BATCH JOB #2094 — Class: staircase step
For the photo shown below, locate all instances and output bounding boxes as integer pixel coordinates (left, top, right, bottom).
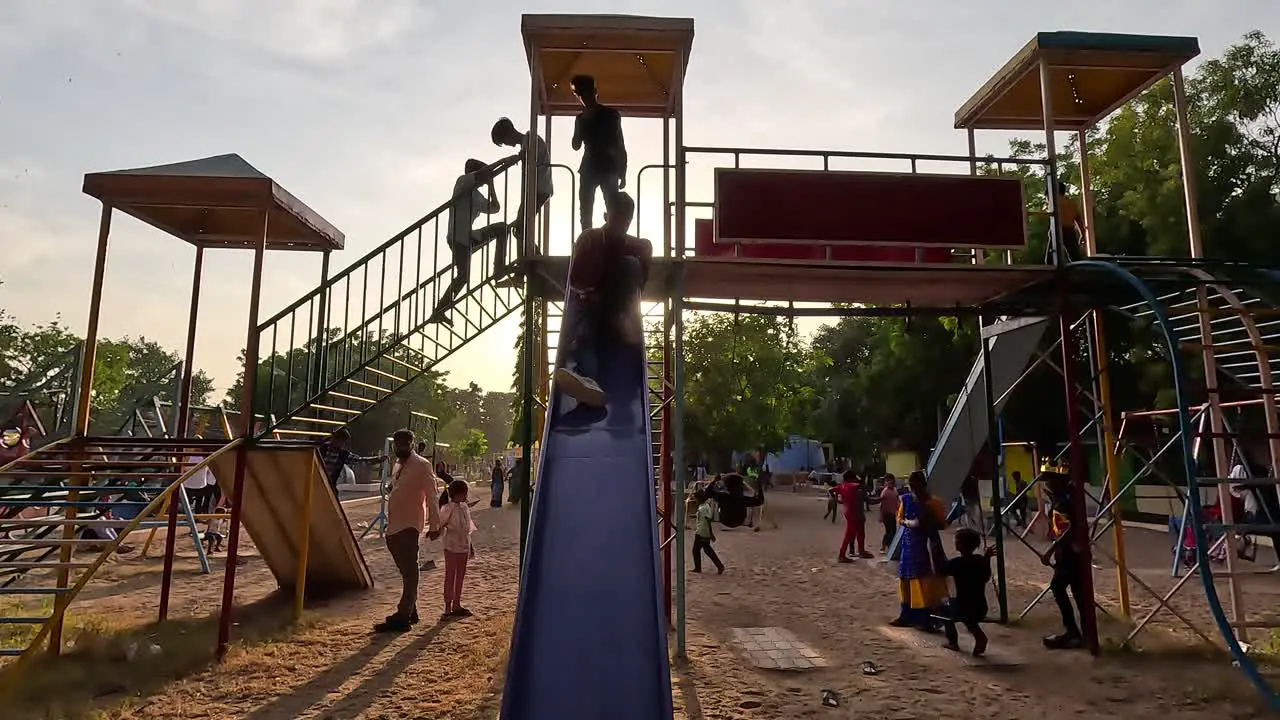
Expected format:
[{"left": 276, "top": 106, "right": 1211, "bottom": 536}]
[
  {"left": 328, "top": 391, "right": 377, "bottom": 405},
  {"left": 309, "top": 404, "right": 363, "bottom": 416},
  {"left": 273, "top": 428, "right": 330, "bottom": 437},
  {"left": 290, "top": 416, "right": 346, "bottom": 427},
  {"left": 347, "top": 379, "right": 393, "bottom": 394}
]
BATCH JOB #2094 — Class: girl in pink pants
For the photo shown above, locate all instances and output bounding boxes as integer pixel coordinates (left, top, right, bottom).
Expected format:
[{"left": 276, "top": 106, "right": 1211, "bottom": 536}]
[{"left": 439, "top": 479, "right": 477, "bottom": 618}]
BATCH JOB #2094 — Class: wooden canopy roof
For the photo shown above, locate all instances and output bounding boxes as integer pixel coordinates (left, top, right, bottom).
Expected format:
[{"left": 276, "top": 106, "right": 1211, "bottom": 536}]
[
  {"left": 521, "top": 14, "right": 694, "bottom": 119},
  {"left": 955, "top": 31, "right": 1200, "bottom": 131},
  {"left": 82, "top": 154, "right": 344, "bottom": 252}
]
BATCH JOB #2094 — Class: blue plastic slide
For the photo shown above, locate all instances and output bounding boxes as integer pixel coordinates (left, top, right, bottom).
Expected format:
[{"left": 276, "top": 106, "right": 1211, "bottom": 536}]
[{"left": 499, "top": 298, "right": 674, "bottom": 720}]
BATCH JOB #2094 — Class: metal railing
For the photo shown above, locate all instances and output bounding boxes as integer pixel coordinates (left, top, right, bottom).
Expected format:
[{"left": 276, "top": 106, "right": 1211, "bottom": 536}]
[
  {"left": 251, "top": 155, "right": 529, "bottom": 431},
  {"left": 679, "top": 145, "right": 1053, "bottom": 264}
]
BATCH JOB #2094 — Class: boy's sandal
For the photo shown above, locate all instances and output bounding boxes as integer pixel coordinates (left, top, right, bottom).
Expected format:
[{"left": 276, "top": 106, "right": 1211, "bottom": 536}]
[
  {"left": 820, "top": 689, "right": 841, "bottom": 707},
  {"left": 861, "top": 660, "right": 879, "bottom": 676}
]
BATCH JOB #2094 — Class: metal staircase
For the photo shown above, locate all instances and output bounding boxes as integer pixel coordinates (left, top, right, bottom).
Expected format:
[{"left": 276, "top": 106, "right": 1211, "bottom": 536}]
[
  {"left": 0, "top": 437, "right": 226, "bottom": 660},
  {"left": 253, "top": 155, "right": 527, "bottom": 437}
]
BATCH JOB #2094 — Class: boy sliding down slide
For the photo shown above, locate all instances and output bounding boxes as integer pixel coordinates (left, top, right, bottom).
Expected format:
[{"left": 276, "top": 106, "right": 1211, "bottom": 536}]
[{"left": 554, "top": 192, "right": 652, "bottom": 408}]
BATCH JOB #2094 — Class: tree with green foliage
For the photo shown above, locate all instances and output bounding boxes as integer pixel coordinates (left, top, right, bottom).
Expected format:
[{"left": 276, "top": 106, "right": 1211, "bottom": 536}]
[{"left": 681, "top": 313, "right": 820, "bottom": 468}]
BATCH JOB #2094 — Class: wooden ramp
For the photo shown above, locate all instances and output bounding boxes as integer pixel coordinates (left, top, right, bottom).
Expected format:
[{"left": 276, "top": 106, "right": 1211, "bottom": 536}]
[{"left": 209, "top": 443, "right": 372, "bottom": 595}]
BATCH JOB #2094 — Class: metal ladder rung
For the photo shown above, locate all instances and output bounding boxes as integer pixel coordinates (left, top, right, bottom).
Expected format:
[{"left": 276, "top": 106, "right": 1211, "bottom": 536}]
[
  {"left": 0, "top": 561, "right": 93, "bottom": 569},
  {"left": 1, "top": 471, "right": 183, "bottom": 478},
  {"left": 1196, "top": 477, "right": 1280, "bottom": 487},
  {"left": 0, "top": 587, "right": 72, "bottom": 595},
  {"left": 0, "top": 649, "right": 25, "bottom": 656},
  {"left": 0, "top": 617, "right": 50, "bottom": 624},
  {"left": 0, "top": 518, "right": 131, "bottom": 527},
  {"left": 0, "top": 538, "right": 117, "bottom": 547},
  {"left": 0, "top": 500, "right": 149, "bottom": 508},
  {"left": 0, "top": 485, "right": 159, "bottom": 494},
  {"left": 273, "top": 428, "right": 330, "bottom": 437},
  {"left": 1181, "top": 341, "right": 1280, "bottom": 354},
  {"left": 1205, "top": 523, "right": 1280, "bottom": 535},
  {"left": 1230, "top": 619, "right": 1280, "bottom": 629}
]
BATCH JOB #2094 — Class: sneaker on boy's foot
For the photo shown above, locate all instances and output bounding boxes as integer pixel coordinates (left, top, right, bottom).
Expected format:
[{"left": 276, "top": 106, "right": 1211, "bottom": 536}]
[
  {"left": 554, "top": 367, "right": 606, "bottom": 408},
  {"left": 374, "top": 615, "right": 412, "bottom": 633},
  {"left": 450, "top": 607, "right": 473, "bottom": 618},
  {"left": 1042, "top": 632, "right": 1083, "bottom": 650}
]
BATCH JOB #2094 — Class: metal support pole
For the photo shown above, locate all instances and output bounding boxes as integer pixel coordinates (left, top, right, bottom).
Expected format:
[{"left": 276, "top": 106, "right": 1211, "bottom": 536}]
[
  {"left": 176, "top": 247, "right": 204, "bottom": 438},
  {"left": 672, "top": 52, "right": 688, "bottom": 657},
  {"left": 294, "top": 455, "right": 316, "bottom": 621},
  {"left": 980, "top": 321, "right": 1008, "bottom": 622},
  {"left": 217, "top": 210, "right": 270, "bottom": 661},
  {"left": 1038, "top": 58, "right": 1064, "bottom": 268},
  {"left": 74, "top": 204, "right": 113, "bottom": 437},
  {"left": 1057, "top": 302, "right": 1100, "bottom": 655},
  {"left": 517, "top": 57, "right": 541, "bottom": 571},
  {"left": 313, "top": 250, "right": 331, "bottom": 395}
]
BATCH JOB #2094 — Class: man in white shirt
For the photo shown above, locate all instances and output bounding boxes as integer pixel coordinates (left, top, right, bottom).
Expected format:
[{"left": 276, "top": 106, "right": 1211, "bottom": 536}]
[
  {"left": 429, "top": 159, "right": 507, "bottom": 327},
  {"left": 376, "top": 429, "right": 442, "bottom": 633},
  {"left": 492, "top": 117, "right": 553, "bottom": 265}
]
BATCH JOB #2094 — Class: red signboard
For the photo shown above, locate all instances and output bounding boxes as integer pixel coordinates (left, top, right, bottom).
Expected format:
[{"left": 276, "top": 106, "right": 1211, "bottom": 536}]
[
  {"left": 694, "top": 219, "right": 952, "bottom": 264},
  {"left": 714, "top": 168, "right": 1027, "bottom": 249}
]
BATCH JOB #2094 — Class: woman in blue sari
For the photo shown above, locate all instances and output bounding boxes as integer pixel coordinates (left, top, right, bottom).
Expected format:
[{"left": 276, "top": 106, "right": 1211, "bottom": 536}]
[{"left": 891, "top": 470, "right": 949, "bottom": 628}]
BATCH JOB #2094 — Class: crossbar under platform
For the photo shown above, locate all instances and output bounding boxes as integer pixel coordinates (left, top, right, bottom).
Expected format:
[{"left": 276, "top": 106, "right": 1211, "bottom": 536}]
[{"left": 522, "top": 256, "right": 1054, "bottom": 311}]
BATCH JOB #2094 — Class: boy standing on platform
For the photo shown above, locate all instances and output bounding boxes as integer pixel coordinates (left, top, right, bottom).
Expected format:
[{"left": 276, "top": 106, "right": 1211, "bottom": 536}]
[
  {"left": 571, "top": 74, "right": 628, "bottom": 231},
  {"left": 492, "top": 117, "right": 554, "bottom": 262},
  {"left": 554, "top": 192, "right": 651, "bottom": 408}
]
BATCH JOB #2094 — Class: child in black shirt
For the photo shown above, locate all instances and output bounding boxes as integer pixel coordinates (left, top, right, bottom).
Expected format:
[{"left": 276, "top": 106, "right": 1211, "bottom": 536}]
[{"left": 941, "top": 527, "right": 992, "bottom": 656}]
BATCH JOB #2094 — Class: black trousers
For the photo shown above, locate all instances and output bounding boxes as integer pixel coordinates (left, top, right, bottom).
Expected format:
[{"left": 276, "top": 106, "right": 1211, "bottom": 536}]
[
  {"left": 692, "top": 534, "right": 723, "bottom": 572},
  {"left": 385, "top": 529, "right": 420, "bottom": 619},
  {"left": 1050, "top": 551, "right": 1085, "bottom": 636},
  {"left": 939, "top": 602, "right": 988, "bottom": 648},
  {"left": 880, "top": 515, "right": 896, "bottom": 549}
]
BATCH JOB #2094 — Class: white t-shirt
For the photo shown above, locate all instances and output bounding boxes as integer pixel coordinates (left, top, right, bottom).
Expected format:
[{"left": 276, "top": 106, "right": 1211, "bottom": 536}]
[
  {"left": 183, "top": 456, "right": 213, "bottom": 489},
  {"left": 1229, "top": 463, "right": 1260, "bottom": 516},
  {"left": 447, "top": 172, "right": 491, "bottom": 248},
  {"left": 524, "top": 133, "right": 553, "bottom": 197}
]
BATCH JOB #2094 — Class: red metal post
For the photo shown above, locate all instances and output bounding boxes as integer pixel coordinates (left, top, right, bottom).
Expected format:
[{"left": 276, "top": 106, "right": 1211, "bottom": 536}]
[
  {"left": 157, "top": 490, "right": 181, "bottom": 621},
  {"left": 217, "top": 211, "right": 269, "bottom": 660},
  {"left": 1056, "top": 304, "right": 1100, "bottom": 655}
]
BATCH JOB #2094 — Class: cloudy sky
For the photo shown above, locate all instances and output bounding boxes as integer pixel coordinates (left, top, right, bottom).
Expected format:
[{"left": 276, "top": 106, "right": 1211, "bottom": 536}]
[{"left": 0, "top": 1, "right": 1271, "bottom": 397}]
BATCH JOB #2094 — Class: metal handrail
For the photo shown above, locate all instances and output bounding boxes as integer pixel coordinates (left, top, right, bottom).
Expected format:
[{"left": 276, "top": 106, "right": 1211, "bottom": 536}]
[{"left": 258, "top": 154, "right": 523, "bottom": 330}]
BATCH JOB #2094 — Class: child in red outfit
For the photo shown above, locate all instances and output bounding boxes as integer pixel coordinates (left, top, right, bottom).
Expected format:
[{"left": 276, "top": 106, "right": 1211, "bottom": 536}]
[{"left": 833, "top": 470, "right": 873, "bottom": 562}]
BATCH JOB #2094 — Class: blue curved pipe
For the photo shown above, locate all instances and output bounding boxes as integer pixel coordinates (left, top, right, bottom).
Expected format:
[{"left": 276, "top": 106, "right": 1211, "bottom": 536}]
[{"left": 1070, "top": 259, "right": 1278, "bottom": 711}]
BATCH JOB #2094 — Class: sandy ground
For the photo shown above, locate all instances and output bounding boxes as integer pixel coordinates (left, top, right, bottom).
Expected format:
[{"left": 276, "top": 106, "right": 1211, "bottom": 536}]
[{"left": 4, "top": 492, "right": 1279, "bottom": 719}]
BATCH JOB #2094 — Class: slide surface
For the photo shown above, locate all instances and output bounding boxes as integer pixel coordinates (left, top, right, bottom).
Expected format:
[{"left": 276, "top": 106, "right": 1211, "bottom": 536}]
[
  {"left": 500, "top": 302, "right": 673, "bottom": 720},
  {"left": 924, "top": 317, "right": 1049, "bottom": 502}
]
